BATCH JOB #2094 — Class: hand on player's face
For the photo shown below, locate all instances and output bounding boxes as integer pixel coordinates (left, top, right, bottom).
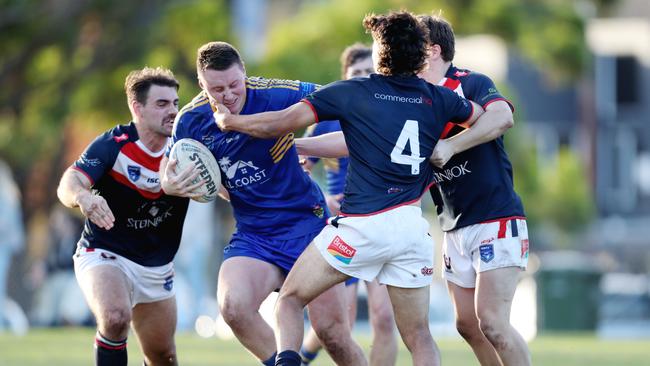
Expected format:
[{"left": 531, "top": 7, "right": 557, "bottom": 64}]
[
  {"left": 430, "top": 139, "right": 455, "bottom": 168},
  {"left": 161, "top": 158, "right": 205, "bottom": 199},
  {"left": 213, "top": 103, "right": 232, "bottom": 131},
  {"left": 77, "top": 192, "right": 115, "bottom": 230}
]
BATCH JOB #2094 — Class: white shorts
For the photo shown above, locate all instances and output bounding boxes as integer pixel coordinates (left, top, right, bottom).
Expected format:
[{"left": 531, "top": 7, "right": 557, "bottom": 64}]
[
  {"left": 73, "top": 247, "right": 175, "bottom": 306},
  {"left": 313, "top": 205, "right": 435, "bottom": 288},
  {"left": 442, "top": 217, "right": 529, "bottom": 288}
]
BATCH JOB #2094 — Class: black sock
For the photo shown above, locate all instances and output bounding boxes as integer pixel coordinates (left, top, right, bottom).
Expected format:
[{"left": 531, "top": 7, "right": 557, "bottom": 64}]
[
  {"left": 94, "top": 331, "right": 127, "bottom": 366},
  {"left": 299, "top": 346, "right": 319, "bottom": 364},
  {"left": 262, "top": 351, "right": 277, "bottom": 366},
  {"left": 275, "top": 350, "right": 302, "bottom": 366}
]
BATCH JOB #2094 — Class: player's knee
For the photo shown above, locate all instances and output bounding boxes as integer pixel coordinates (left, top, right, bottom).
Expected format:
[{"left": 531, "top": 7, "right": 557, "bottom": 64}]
[
  {"left": 455, "top": 317, "right": 480, "bottom": 342},
  {"left": 478, "top": 317, "right": 508, "bottom": 351},
  {"left": 218, "top": 296, "right": 251, "bottom": 329},
  {"left": 399, "top": 323, "right": 432, "bottom": 349},
  {"left": 98, "top": 307, "right": 131, "bottom": 336},
  {"left": 146, "top": 348, "right": 177, "bottom": 365},
  {"left": 314, "top": 324, "right": 349, "bottom": 355},
  {"left": 369, "top": 305, "right": 395, "bottom": 336},
  {"left": 276, "top": 288, "right": 307, "bottom": 313}
]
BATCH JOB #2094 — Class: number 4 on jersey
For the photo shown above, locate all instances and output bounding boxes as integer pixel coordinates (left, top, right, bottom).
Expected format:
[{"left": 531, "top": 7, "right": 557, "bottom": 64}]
[{"left": 391, "top": 120, "right": 425, "bottom": 174}]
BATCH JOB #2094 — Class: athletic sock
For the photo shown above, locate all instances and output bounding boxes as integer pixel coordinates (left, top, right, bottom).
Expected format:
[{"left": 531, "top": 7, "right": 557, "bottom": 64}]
[
  {"left": 94, "top": 331, "right": 127, "bottom": 366},
  {"left": 299, "top": 346, "right": 319, "bottom": 365},
  {"left": 275, "top": 350, "right": 302, "bottom": 366},
  {"left": 262, "top": 351, "right": 277, "bottom": 366}
]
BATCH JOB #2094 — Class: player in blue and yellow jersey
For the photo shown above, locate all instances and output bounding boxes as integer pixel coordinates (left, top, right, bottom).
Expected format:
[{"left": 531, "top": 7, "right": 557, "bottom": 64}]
[
  {"left": 417, "top": 14, "right": 531, "bottom": 366},
  {"left": 57, "top": 67, "right": 191, "bottom": 366},
  {"left": 159, "top": 42, "right": 366, "bottom": 366},
  {"left": 299, "top": 44, "right": 398, "bottom": 366},
  {"left": 214, "top": 12, "right": 499, "bottom": 366}
]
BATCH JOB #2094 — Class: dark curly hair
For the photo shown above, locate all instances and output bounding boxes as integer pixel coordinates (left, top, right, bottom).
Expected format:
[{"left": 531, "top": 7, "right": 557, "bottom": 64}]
[
  {"left": 362, "top": 11, "right": 428, "bottom": 76},
  {"left": 418, "top": 13, "right": 455, "bottom": 62}
]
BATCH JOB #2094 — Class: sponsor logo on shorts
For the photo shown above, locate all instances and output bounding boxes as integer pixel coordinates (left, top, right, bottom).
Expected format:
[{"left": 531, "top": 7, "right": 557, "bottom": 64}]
[
  {"left": 163, "top": 275, "right": 173, "bottom": 291},
  {"left": 443, "top": 254, "right": 452, "bottom": 273},
  {"left": 479, "top": 244, "right": 494, "bottom": 263},
  {"left": 481, "top": 237, "right": 495, "bottom": 245},
  {"left": 421, "top": 266, "right": 434, "bottom": 276},
  {"left": 521, "top": 239, "right": 529, "bottom": 259},
  {"left": 327, "top": 236, "right": 356, "bottom": 265},
  {"left": 127, "top": 165, "right": 141, "bottom": 181}
]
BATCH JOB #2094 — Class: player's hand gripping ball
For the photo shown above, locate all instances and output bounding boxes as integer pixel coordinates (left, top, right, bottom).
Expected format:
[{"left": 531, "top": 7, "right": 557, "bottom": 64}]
[{"left": 169, "top": 138, "right": 221, "bottom": 202}]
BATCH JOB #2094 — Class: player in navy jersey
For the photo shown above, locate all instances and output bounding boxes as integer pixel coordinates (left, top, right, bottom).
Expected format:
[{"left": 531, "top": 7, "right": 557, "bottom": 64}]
[
  {"left": 299, "top": 44, "right": 398, "bottom": 366},
  {"left": 57, "top": 67, "right": 190, "bottom": 366},
  {"left": 159, "top": 42, "right": 365, "bottom": 366},
  {"left": 215, "top": 12, "right": 492, "bottom": 366},
  {"left": 418, "top": 14, "right": 532, "bottom": 366}
]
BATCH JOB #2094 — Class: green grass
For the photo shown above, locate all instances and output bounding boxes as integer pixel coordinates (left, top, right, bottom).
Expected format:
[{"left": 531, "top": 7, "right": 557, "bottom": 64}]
[{"left": 0, "top": 328, "right": 648, "bottom": 365}]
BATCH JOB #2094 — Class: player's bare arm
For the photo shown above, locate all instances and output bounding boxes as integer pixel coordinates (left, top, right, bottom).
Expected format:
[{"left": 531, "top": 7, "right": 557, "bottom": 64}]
[
  {"left": 295, "top": 131, "right": 349, "bottom": 158},
  {"left": 431, "top": 100, "right": 513, "bottom": 168},
  {"left": 214, "top": 101, "right": 315, "bottom": 139},
  {"left": 57, "top": 168, "right": 115, "bottom": 230},
  {"left": 159, "top": 155, "right": 205, "bottom": 198}
]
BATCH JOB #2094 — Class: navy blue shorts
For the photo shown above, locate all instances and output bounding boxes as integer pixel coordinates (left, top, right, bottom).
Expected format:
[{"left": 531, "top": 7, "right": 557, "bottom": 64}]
[{"left": 223, "top": 229, "right": 322, "bottom": 275}]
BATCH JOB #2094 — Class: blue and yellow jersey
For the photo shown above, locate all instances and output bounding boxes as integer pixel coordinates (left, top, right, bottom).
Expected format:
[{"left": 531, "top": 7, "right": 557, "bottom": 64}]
[
  {"left": 303, "top": 121, "right": 348, "bottom": 196},
  {"left": 169, "top": 77, "right": 328, "bottom": 239}
]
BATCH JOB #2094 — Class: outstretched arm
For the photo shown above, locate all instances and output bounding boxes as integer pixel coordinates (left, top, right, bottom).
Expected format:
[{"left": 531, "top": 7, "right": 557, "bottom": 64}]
[
  {"left": 431, "top": 100, "right": 513, "bottom": 168},
  {"left": 295, "top": 131, "right": 349, "bottom": 158},
  {"left": 214, "top": 101, "right": 316, "bottom": 139},
  {"left": 57, "top": 168, "right": 115, "bottom": 230}
]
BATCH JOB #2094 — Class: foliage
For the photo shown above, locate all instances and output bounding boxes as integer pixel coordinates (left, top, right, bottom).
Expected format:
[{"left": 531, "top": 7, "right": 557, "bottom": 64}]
[
  {"left": 505, "top": 124, "right": 596, "bottom": 248},
  {"left": 0, "top": 0, "right": 608, "bottom": 229}
]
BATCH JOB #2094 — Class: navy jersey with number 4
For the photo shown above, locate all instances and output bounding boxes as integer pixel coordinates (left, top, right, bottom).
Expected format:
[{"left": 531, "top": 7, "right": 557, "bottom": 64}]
[
  {"left": 304, "top": 74, "right": 473, "bottom": 215},
  {"left": 73, "top": 122, "right": 189, "bottom": 266},
  {"left": 430, "top": 65, "right": 525, "bottom": 231}
]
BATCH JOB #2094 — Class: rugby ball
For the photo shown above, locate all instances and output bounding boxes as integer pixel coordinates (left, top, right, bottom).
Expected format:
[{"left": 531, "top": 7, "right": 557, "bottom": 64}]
[{"left": 169, "top": 138, "right": 220, "bottom": 202}]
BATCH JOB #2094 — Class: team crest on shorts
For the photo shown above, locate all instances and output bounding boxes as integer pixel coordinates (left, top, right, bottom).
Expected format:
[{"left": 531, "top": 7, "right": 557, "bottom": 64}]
[
  {"left": 127, "top": 165, "right": 141, "bottom": 182},
  {"left": 163, "top": 275, "right": 174, "bottom": 291},
  {"left": 327, "top": 236, "right": 356, "bottom": 264},
  {"left": 479, "top": 244, "right": 494, "bottom": 263}
]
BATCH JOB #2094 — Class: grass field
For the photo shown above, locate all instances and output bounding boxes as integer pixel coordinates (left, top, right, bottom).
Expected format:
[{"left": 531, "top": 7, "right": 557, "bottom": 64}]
[{"left": 1, "top": 328, "right": 649, "bottom": 365}]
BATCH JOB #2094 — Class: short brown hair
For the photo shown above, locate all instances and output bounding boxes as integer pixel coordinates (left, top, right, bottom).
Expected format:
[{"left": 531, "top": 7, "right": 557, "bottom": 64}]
[
  {"left": 418, "top": 14, "right": 456, "bottom": 62},
  {"left": 362, "top": 11, "right": 428, "bottom": 76},
  {"left": 124, "top": 67, "right": 179, "bottom": 105},
  {"left": 340, "top": 43, "right": 372, "bottom": 79},
  {"left": 197, "top": 41, "right": 244, "bottom": 72}
]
